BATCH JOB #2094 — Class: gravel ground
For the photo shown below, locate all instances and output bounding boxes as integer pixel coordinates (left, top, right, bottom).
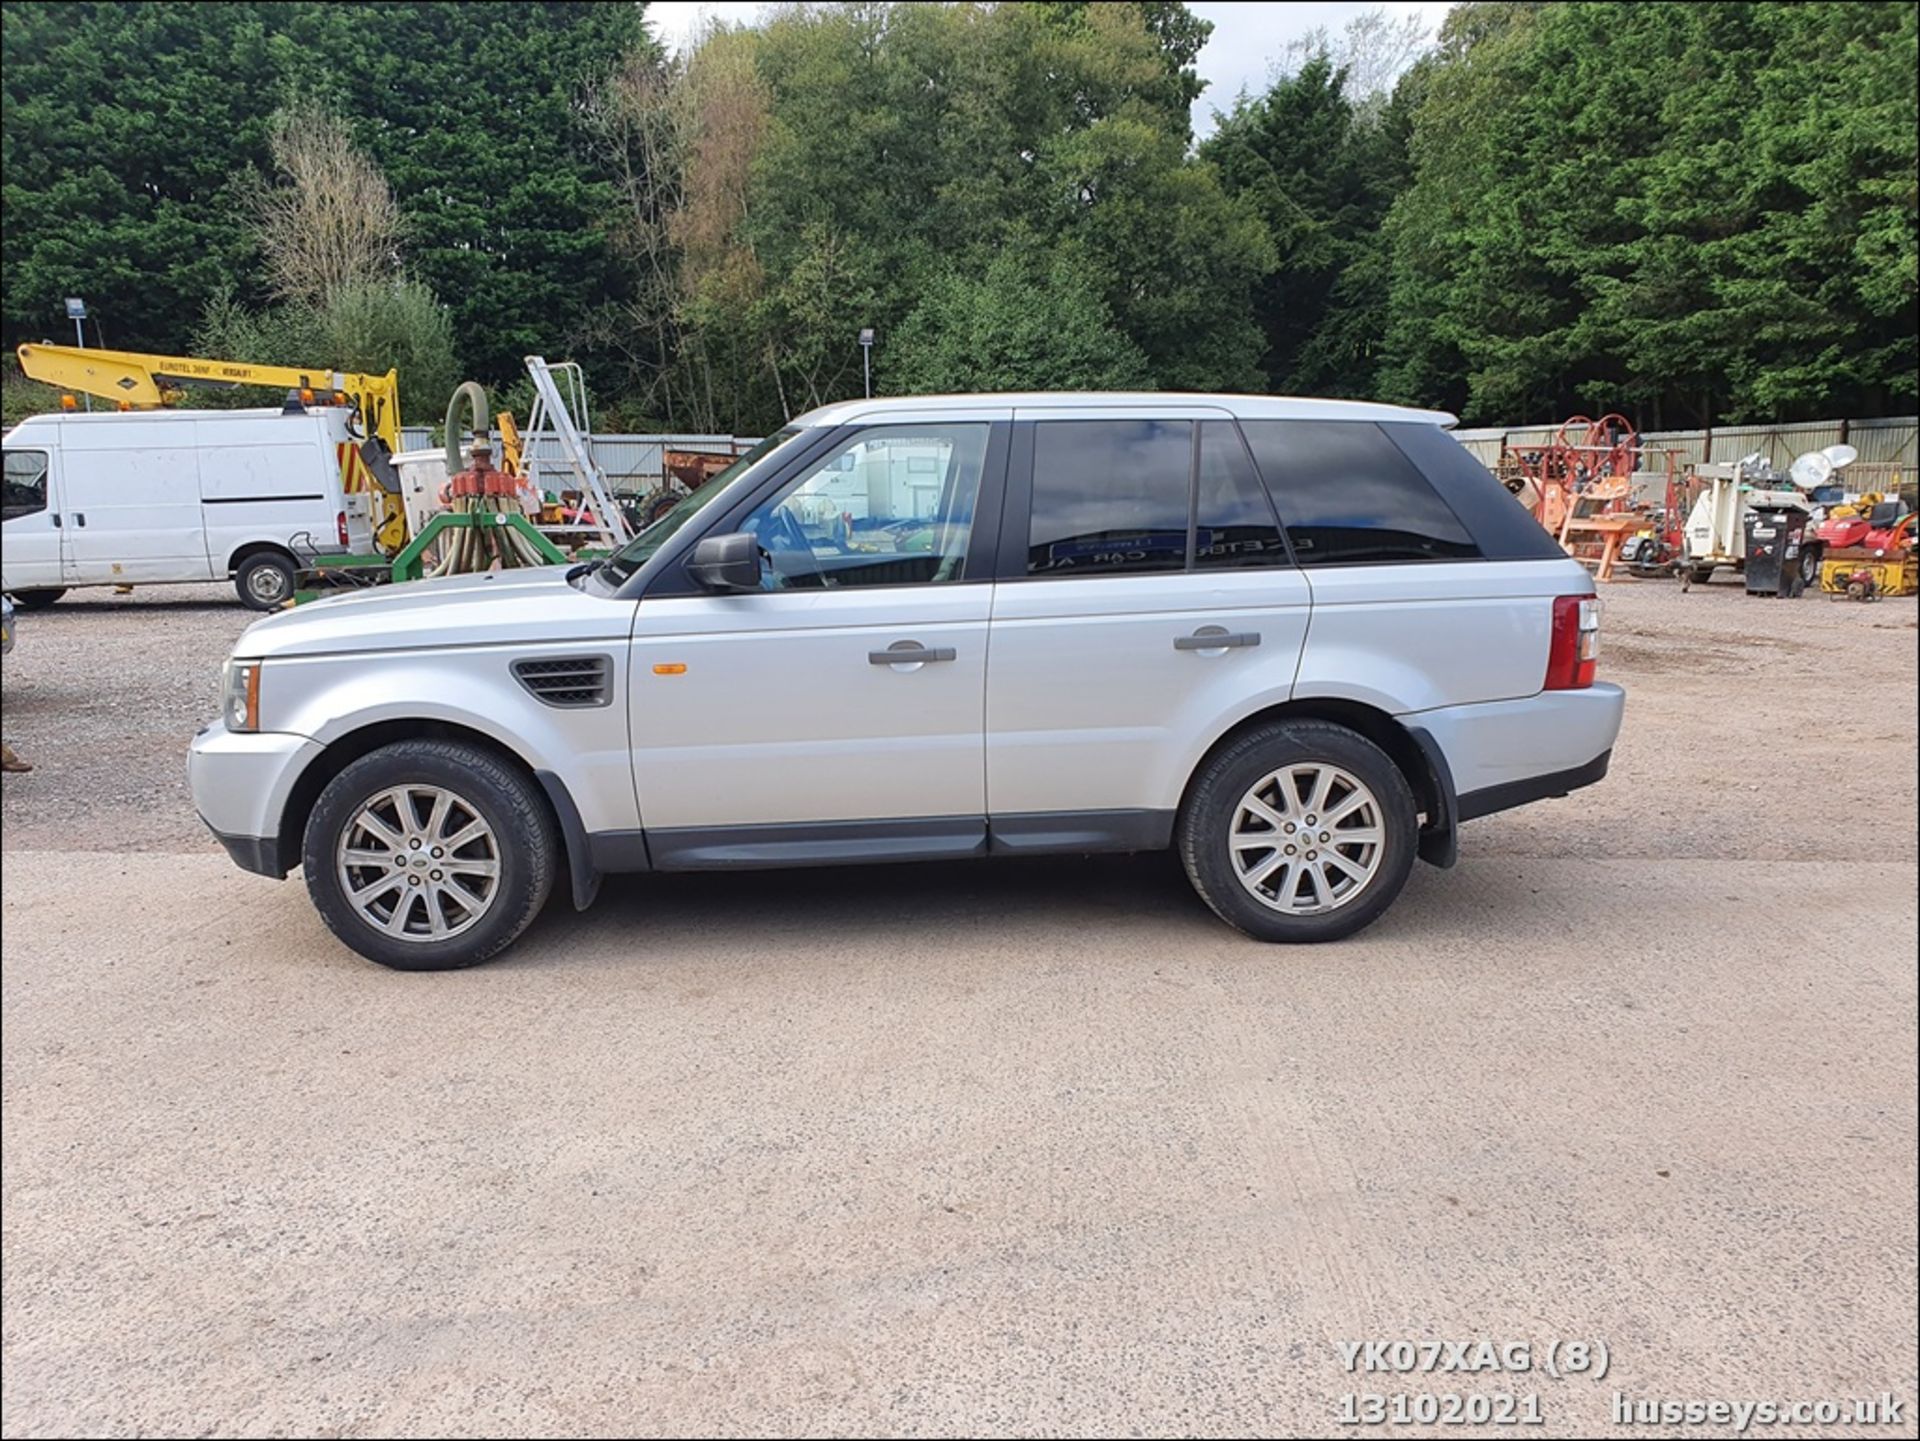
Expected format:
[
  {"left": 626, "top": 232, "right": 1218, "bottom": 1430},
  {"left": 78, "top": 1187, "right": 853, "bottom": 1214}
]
[
  {"left": 3, "top": 575, "right": 1916, "bottom": 861},
  {"left": 2, "top": 584, "right": 247, "bottom": 851}
]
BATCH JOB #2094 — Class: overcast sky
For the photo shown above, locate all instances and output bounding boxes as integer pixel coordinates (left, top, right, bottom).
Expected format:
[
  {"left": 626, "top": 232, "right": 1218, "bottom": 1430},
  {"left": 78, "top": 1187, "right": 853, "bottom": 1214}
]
[{"left": 644, "top": 2, "right": 1455, "bottom": 139}]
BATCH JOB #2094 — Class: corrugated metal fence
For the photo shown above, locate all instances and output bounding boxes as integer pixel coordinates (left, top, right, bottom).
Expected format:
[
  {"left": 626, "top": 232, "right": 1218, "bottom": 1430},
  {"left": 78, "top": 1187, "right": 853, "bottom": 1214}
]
[
  {"left": 398, "top": 428, "right": 758, "bottom": 495},
  {"left": 1458, "top": 416, "right": 1917, "bottom": 488}
]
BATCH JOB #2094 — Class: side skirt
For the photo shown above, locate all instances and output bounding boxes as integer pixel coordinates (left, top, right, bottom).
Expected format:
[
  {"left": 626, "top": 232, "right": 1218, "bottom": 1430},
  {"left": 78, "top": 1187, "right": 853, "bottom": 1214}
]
[{"left": 585, "top": 809, "right": 1178, "bottom": 877}]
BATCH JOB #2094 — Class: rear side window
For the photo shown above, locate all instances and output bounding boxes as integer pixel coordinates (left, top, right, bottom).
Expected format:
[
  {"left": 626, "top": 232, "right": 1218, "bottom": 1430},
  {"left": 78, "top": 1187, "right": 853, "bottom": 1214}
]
[
  {"left": 1196, "top": 421, "right": 1288, "bottom": 569},
  {"left": 1241, "top": 420, "right": 1479, "bottom": 565},
  {"left": 1029, "top": 419, "right": 1191, "bottom": 576},
  {"left": 1380, "top": 422, "right": 1566, "bottom": 561}
]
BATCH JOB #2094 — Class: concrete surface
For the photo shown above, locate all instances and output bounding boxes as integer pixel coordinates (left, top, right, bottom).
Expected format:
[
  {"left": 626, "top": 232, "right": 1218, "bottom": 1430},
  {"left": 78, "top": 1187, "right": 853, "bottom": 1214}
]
[{"left": 2, "top": 580, "right": 1917, "bottom": 1436}]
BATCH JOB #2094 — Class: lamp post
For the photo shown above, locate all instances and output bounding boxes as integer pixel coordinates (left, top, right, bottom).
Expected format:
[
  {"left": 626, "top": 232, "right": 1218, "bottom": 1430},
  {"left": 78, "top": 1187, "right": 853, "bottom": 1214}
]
[
  {"left": 64, "top": 298, "right": 89, "bottom": 409},
  {"left": 859, "top": 327, "right": 874, "bottom": 399}
]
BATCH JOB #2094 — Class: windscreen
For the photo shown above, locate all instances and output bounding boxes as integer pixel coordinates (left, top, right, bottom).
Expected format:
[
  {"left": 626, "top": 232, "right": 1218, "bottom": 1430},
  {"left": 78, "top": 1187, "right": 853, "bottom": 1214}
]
[{"left": 595, "top": 427, "right": 804, "bottom": 587}]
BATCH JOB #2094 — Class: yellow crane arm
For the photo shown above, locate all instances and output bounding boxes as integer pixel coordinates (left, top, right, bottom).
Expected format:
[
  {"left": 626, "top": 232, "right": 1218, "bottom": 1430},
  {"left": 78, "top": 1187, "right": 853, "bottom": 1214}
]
[{"left": 15, "top": 343, "right": 403, "bottom": 454}]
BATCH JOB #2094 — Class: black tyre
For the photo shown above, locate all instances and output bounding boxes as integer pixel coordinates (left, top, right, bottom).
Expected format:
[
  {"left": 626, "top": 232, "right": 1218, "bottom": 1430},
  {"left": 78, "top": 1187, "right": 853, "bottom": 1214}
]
[
  {"left": 10, "top": 587, "right": 65, "bottom": 610},
  {"left": 1690, "top": 565, "right": 1717, "bottom": 587},
  {"left": 302, "top": 739, "right": 558, "bottom": 971},
  {"left": 235, "top": 551, "right": 298, "bottom": 611},
  {"left": 1798, "top": 546, "right": 1821, "bottom": 588},
  {"left": 637, "top": 486, "right": 686, "bottom": 527},
  {"left": 1177, "top": 721, "right": 1418, "bottom": 944}
]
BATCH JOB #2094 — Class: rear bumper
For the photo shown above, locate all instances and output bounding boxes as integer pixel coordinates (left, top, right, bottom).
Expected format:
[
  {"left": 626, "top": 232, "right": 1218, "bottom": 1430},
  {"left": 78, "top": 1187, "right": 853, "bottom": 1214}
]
[
  {"left": 188, "top": 723, "right": 323, "bottom": 879},
  {"left": 1404, "top": 684, "right": 1623, "bottom": 861},
  {"left": 1457, "top": 748, "right": 1612, "bottom": 821},
  {"left": 1410, "top": 683, "right": 1624, "bottom": 800}
]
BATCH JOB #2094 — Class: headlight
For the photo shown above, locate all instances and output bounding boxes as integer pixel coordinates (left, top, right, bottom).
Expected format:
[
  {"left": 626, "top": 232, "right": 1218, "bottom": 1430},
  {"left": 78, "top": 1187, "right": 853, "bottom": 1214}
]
[{"left": 224, "top": 659, "right": 262, "bottom": 732}]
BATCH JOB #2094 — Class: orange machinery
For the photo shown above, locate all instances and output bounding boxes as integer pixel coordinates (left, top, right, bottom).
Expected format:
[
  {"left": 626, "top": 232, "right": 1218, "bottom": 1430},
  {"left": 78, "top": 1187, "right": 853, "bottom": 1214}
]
[{"left": 1500, "top": 415, "right": 1679, "bottom": 580}]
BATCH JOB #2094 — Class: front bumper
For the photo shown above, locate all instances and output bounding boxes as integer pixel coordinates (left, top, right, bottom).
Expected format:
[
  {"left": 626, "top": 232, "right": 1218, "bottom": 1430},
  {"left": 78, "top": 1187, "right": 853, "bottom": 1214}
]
[
  {"left": 188, "top": 723, "right": 324, "bottom": 878},
  {"left": 209, "top": 828, "right": 287, "bottom": 878}
]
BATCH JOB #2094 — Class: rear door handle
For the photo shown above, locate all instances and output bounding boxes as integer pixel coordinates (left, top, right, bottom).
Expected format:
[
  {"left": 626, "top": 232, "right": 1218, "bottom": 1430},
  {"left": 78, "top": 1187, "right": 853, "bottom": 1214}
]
[
  {"left": 870, "top": 642, "right": 957, "bottom": 665},
  {"left": 73, "top": 512, "right": 86, "bottom": 527},
  {"left": 1174, "top": 628, "right": 1260, "bottom": 651}
]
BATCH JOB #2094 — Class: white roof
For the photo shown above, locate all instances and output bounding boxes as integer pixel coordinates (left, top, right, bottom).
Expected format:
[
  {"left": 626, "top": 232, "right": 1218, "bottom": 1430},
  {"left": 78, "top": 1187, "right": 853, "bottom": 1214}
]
[
  {"left": 792, "top": 391, "right": 1457, "bottom": 428},
  {"left": 8, "top": 405, "right": 348, "bottom": 426}
]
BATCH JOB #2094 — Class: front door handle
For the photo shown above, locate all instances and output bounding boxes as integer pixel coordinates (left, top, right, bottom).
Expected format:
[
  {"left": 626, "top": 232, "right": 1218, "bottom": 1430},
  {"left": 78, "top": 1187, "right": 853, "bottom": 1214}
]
[
  {"left": 869, "top": 642, "right": 957, "bottom": 665},
  {"left": 1174, "top": 628, "right": 1260, "bottom": 651}
]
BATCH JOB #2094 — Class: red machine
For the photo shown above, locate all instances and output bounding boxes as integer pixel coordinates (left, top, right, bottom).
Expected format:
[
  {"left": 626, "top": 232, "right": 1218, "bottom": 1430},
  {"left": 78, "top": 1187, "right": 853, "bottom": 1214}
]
[{"left": 1817, "top": 502, "right": 1914, "bottom": 554}]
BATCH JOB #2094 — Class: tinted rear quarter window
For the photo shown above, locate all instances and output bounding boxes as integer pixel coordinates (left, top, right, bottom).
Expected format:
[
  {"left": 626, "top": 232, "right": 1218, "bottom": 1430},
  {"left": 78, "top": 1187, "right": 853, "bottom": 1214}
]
[
  {"left": 1241, "top": 420, "right": 1479, "bottom": 565},
  {"left": 1380, "top": 422, "right": 1566, "bottom": 561},
  {"left": 1029, "top": 419, "right": 1192, "bottom": 576}
]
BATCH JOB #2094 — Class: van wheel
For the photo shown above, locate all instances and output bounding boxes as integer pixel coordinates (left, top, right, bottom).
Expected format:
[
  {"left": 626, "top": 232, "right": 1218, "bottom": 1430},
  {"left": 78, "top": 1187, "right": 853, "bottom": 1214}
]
[
  {"left": 235, "top": 551, "right": 298, "bottom": 610},
  {"left": 1177, "top": 721, "right": 1417, "bottom": 944},
  {"left": 10, "top": 588, "right": 65, "bottom": 610},
  {"left": 302, "top": 739, "right": 557, "bottom": 971}
]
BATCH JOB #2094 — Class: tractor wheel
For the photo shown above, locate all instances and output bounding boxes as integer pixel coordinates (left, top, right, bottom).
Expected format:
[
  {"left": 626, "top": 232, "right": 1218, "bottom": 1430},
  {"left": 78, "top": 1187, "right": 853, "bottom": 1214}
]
[{"left": 637, "top": 487, "right": 686, "bottom": 528}]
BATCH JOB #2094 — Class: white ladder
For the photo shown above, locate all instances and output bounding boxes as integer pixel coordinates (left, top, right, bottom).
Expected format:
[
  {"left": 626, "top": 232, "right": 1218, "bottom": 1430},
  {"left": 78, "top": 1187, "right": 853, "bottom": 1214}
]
[{"left": 521, "top": 356, "right": 631, "bottom": 548}]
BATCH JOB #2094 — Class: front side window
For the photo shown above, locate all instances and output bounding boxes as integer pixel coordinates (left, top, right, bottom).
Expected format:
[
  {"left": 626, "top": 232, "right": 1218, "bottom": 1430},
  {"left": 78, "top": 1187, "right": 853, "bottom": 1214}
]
[
  {"left": 739, "top": 423, "right": 989, "bottom": 589},
  {"left": 1241, "top": 420, "right": 1480, "bottom": 565},
  {"left": 1029, "top": 419, "right": 1192, "bottom": 576},
  {"left": 2, "top": 450, "right": 49, "bottom": 522}
]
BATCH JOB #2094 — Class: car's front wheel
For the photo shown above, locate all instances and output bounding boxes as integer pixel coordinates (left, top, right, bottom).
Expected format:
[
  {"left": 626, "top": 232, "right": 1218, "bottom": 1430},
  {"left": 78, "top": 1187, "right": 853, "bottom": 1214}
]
[
  {"left": 1177, "top": 721, "right": 1417, "bottom": 944},
  {"left": 302, "top": 739, "right": 557, "bottom": 970}
]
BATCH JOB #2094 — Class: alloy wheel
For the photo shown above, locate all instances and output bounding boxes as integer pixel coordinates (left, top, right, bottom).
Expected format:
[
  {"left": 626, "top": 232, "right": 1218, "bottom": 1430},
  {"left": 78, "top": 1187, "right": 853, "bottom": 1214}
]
[
  {"left": 1228, "top": 763, "right": 1386, "bottom": 915},
  {"left": 336, "top": 785, "right": 501, "bottom": 941}
]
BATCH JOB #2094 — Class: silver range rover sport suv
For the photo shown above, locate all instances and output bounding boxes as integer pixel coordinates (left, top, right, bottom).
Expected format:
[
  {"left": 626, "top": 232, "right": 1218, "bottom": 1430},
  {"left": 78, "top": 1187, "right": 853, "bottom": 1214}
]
[{"left": 189, "top": 393, "right": 1624, "bottom": 971}]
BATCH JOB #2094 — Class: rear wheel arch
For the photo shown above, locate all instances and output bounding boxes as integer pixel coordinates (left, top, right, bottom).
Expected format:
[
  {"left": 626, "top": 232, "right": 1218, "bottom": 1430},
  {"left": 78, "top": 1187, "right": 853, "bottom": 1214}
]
[
  {"left": 229, "top": 544, "right": 301, "bottom": 609},
  {"left": 227, "top": 540, "right": 301, "bottom": 578},
  {"left": 1181, "top": 697, "right": 1447, "bottom": 835},
  {"left": 1176, "top": 716, "right": 1420, "bottom": 942}
]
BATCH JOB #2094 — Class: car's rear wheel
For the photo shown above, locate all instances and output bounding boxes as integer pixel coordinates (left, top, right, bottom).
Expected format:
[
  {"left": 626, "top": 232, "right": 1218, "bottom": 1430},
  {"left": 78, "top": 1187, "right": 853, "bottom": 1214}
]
[
  {"left": 235, "top": 551, "right": 298, "bottom": 611},
  {"left": 1178, "top": 721, "right": 1417, "bottom": 944},
  {"left": 302, "top": 739, "right": 557, "bottom": 970},
  {"left": 10, "top": 587, "right": 65, "bottom": 610}
]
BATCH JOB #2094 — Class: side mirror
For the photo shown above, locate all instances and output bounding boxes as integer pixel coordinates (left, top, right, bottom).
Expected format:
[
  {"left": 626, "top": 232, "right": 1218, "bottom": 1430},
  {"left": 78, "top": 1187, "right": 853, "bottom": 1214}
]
[{"left": 687, "top": 532, "right": 762, "bottom": 593}]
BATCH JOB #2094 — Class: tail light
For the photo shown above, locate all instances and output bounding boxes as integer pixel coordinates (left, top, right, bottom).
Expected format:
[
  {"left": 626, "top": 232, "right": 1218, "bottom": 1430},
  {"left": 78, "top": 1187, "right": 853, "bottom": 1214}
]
[
  {"left": 1545, "top": 595, "right": 1599, "bottom": 689},
  {"left": 336, "top": 510, "right": 349, "bottom": 547}
]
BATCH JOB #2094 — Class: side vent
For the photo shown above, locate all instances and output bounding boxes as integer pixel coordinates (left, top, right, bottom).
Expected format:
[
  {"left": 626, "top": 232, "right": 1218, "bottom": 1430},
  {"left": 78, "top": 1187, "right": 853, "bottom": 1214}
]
[{"left": 512, "top": 655, "right": 613, "bottom": 708}]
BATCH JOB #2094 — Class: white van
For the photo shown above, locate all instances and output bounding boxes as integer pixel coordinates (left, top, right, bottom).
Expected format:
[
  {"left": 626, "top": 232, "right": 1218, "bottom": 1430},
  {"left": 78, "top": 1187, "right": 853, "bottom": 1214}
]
[{"left": 1, "top": 406, "right": 376, "bottom": 610}]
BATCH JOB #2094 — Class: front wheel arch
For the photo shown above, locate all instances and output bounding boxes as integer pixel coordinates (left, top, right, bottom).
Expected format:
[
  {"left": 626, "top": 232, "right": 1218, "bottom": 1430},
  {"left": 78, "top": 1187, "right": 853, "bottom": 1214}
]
[
  {"left": 277, "top": 719, "right": 575, "bottom": 894},
  {"left": 302, "top": 737, "right": 558, "bottom": 969}
]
